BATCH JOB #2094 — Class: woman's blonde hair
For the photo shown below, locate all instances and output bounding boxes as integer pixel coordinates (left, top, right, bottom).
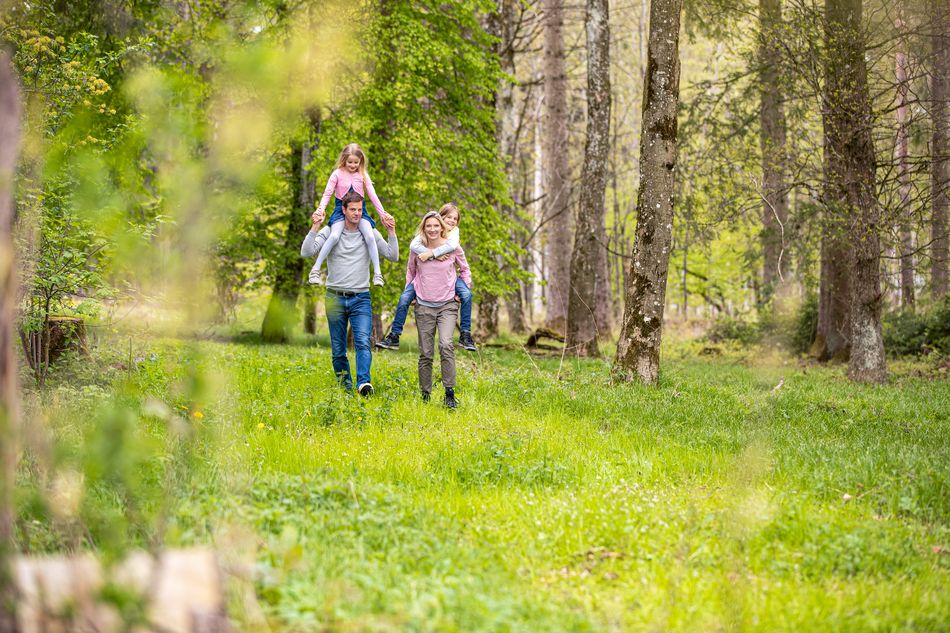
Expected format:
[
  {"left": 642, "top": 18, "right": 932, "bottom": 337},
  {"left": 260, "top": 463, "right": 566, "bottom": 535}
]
[
  {"left": 416, "top": 211, "right": 448, "bottom": 247},
  {"left": 438, "top": 202, "right": 460, "bottom": 221},
  {"left": 335, "top": 143, "right": 367, "bottom": 178}
]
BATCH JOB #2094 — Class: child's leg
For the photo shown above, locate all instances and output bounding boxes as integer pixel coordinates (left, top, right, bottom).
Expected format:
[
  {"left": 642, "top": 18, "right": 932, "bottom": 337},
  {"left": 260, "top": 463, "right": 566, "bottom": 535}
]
[
  {"left": 315, "top": 221, "right": 344, "bottom": 270},
  {"left": 455, "top": 277, "right": 473, "bottom": 333},
  {"left": 358, "top": 218, "right": 382, "bottom": 276},
  {"left": 390, "top": 284, "right": 416, "bottom": 337}
]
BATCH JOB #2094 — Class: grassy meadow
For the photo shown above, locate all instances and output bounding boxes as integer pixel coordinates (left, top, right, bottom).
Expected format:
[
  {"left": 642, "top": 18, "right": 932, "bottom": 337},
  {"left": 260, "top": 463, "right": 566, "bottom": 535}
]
[{"left": 15, "top": 315, "right": 950, "bottom": 631}]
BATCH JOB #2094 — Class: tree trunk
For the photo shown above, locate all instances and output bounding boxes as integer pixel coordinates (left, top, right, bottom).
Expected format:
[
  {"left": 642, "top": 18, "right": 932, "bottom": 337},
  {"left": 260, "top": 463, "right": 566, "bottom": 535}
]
[
  {"left": 824, "top": 0, "right": 886, "bottom": 383},
  {"left": 614, "top": 0, "right": 683, "bottom": 385},
  {"left": 477, "top": 294, "right": 500, "bottom": 340},
  {"left": 567, "top": 0, "right": 611, "bottom": 356},
  {"left": 0, "top": 49, "right": 21, "bottom": 633},
  {"left": 542, "top": 0, "right": 572, "bottom": 332},
  {"left": 260, "top": 112, "right": 320, "bottom": 343},
  {"left": 759, "top": 0, "right": 789, "bottom": 301},
  {"left": 896, "top": 9, "right": 915, "bottom": 310},
  {"left": 933, "top": 0, "right": 950, "bottom": 299}
]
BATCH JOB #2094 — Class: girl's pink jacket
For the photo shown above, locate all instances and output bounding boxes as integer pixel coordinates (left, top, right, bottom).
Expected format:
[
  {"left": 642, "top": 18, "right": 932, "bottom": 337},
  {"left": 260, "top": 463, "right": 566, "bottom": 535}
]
[
  {"left": 316, "top": 169, "right": 387, "bottom": 215},
  {"left": 407, "top": 247, "right": 472, "bottom": 304}
]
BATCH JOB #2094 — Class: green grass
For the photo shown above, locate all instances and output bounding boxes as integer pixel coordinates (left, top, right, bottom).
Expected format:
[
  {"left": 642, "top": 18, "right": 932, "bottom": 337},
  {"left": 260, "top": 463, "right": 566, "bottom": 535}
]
[{"left": 15, "top": 332, "right": 950, "bottom": 631}]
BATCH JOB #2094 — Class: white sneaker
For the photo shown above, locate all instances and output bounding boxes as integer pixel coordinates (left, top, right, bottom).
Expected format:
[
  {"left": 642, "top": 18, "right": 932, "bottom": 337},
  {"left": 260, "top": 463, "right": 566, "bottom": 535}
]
[
  {"left": 372, "top": 273, "right": 384, "bottom": 287},
  {"left": 309, "top": 268, "right": 324, "bottom": 285},
  {"left": 357, "top": 382, "right": 374, "bottom": 397}
]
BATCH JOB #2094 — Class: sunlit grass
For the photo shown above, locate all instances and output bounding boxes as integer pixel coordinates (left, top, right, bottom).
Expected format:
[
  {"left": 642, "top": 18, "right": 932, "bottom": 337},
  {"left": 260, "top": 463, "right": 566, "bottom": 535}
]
[{"left": 18, "top": 331, "right": 950, "bottom": 631}]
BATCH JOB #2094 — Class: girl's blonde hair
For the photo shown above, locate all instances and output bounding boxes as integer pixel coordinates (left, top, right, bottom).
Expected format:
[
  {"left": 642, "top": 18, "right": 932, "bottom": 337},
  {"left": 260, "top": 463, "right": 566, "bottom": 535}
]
[
  {"left": 335, "top": 143, "right": 367, "bottom": 178},
  {"left": 438, "top": 202, "right": 460, "bottom": 222},
  {"left": 416, "top": 211, "right": 449, "bottom": 247}
]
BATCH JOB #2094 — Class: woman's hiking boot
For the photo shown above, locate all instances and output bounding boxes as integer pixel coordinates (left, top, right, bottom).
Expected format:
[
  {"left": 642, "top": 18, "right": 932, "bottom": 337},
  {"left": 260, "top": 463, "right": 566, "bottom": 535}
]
[
  {"left": 375, "top": 332, "right": 400, "bottom": 350},
  {"left": 444, "top": 387, "right": 458, "bottom": 409},
  {"left": 459, "top": 331, "right": 477, "bottom": 352}
]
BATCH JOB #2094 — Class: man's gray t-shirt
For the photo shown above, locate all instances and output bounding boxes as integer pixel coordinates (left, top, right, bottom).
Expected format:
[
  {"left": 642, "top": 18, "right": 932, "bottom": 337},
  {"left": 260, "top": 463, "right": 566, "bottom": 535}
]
[{"left": 301, "top": 226, "right": 399, "bottom": 292}]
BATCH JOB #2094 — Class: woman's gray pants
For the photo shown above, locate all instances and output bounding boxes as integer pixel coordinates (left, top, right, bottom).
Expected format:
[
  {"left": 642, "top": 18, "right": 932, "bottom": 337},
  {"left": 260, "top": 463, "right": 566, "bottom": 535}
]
[{"left": 415, "top": 302, "right": 458, "bottom": 392}]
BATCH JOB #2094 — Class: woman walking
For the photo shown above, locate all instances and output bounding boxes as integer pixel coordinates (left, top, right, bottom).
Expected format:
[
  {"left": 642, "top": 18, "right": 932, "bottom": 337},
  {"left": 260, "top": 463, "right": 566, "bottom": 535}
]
[{"left": 408, "top": 211, "right": 472, "bottom": 408}]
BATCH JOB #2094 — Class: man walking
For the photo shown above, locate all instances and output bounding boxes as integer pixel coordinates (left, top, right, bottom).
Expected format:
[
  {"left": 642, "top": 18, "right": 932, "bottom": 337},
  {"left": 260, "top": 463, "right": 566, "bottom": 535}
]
[{"left": 301, "top": 191, "right": 399, "bottom": 395}]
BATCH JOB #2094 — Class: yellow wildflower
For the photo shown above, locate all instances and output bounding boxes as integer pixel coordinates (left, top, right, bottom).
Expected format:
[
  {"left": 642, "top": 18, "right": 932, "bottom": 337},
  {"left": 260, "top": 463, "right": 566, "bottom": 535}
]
[
  {"left": 257, "top": 422, "right": 265, "bottom": 429},
  {"left": 192, "top": 411, "right": 204, "bottom": 419}
]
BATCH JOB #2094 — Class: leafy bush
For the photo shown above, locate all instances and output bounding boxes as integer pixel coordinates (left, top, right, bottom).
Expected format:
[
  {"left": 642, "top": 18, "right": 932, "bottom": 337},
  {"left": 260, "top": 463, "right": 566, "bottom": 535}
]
[
  {"left": 883, "top": 296, "right": 950, "bottom": 356},
  {"left": 789, "top": 293, "right": 819, "bottom": 354},
  {"left": 705, "top": 315, "right": 761, "bottom": 345}
]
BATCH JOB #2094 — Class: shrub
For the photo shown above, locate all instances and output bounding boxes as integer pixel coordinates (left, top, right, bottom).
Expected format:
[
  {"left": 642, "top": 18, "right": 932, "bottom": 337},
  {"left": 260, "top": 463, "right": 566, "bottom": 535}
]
[
  {"left": 882, "top": 296, "right": 950, "bottom": 356},
  {"left": 789, "top": 293, "right": 819, "bottom": 355},
  {"left": 705, "top": 315, "right": 761, "bottom": 345}
]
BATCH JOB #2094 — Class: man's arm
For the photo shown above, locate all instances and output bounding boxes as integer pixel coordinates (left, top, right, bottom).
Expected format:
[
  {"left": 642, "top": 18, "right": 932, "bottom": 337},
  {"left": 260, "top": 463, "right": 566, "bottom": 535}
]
[{"left": 301, "top": 210, "right": 329, "bottom": 257}]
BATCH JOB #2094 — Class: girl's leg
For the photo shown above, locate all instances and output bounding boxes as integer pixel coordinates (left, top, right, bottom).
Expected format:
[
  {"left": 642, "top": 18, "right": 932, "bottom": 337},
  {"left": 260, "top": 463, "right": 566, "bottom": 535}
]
[
  {"left": 315, "top": 221, "right": 345, "bottom": 270},
  {"left": 358, "top": 218, "right": 383, "bottom": 279}
]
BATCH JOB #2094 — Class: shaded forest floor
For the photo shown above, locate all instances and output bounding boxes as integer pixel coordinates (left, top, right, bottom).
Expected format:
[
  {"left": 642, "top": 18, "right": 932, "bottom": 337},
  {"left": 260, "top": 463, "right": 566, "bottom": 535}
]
[{"left": 15, "top": 325, "right": 950, "bottom": 631}]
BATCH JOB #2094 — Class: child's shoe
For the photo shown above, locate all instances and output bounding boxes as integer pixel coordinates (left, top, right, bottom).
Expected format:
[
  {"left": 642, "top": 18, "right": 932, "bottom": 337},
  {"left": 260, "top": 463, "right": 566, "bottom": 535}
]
[
  {"left": 373, "top": 273, "right": 384, "bottom": 287},
  {"left": 459, "top": 331, "right": 477, "bottom": 351},
  {"left": 309, "top": 267, "right": 324, "bottom": 285},
  {"left": 375, "top": 332, "right": 400, "bottom": 350}
]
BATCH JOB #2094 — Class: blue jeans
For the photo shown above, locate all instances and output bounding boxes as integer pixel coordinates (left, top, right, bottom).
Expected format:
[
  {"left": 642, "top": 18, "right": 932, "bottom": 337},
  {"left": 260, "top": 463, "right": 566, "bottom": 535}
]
[
  {"left": 325, "top": 291, "right": 373, "bottom": 389},
  {"left": 390, "top": 279, "right": 474, "bottom": 336}
]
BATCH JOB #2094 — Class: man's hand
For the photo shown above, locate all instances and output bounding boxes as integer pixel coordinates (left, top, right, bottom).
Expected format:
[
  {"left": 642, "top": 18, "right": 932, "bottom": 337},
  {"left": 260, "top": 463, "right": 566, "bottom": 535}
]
[
  {"left": 381, "top": 213, "right": 396, "bottom": 234},
  {"left": 311, "top": 209, "right": 325, "bottom": 231}
]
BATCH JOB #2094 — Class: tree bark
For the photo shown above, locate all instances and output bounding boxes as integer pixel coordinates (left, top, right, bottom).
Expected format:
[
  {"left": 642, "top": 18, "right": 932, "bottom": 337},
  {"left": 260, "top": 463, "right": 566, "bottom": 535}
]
[
  {"left": 542, "top": 0, "right": 572, "bottom": 332},
  {"left": 0, "top": 49, "right": 21, "bottom": 633},
  {"left": 933, "top": 0, "right": 950, "bottom": 299},
  {"left": 614, "top": 0, "right": 683, "bottom": 385},
  {"left": 824, "top": 0, "right": 887, "bottom": 383},
  {"left": 896, "top": 9, "right": 915, "bottom": 310},
  {"left": 567, "top": 0, "right": 611, "bottom": 356},
  {"left": 758, "top": 0, "right": 789, "bottom": 300},
  {"left": 261, "top": 111, "right": 320, "bottom": 343},
  {"left": 477, "top": 294, "right": 500, "bottom": 340}
]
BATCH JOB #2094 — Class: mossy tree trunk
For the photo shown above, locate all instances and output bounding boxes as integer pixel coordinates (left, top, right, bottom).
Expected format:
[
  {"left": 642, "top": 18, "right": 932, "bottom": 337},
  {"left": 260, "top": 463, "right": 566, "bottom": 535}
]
[
  {"left": 614, "top": 0, "right": 683, "bottom": 385},
  {"left": 824, "top": 0, "right": 887, "bottom": 383}
]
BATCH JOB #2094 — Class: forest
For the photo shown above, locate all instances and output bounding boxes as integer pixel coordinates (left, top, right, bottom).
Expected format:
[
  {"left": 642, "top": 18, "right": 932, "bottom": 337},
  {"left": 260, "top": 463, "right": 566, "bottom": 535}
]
[{"left": 0, "top": 0, "right": 948, "bottom": 630}]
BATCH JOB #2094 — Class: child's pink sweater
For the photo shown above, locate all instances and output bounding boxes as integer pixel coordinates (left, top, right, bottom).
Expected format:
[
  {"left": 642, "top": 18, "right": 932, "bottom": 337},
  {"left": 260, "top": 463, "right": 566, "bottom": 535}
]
[
  {"left": 407, "top": 247, "right": 472, "bottom": 304},
  {"left": 317, "top": 169, "right": 386, "bottom": 215}
]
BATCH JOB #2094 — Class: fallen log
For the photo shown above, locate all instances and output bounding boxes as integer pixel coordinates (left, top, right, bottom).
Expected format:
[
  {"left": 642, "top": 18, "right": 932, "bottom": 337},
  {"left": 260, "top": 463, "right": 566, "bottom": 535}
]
[{"left": 525, "top": 327, "right": 565, "bottom": 348}]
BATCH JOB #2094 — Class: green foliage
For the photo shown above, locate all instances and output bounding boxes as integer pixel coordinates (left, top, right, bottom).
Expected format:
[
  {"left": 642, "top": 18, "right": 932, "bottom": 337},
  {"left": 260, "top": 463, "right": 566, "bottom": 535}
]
[
  {"left": 705, "top": 315, "right": 762, "bottom": 345},
  {"left": 882, "top": 297, "right": 950, "bottom": 357},
  {"left": 789, "top": 293, "right": 819, "bottom": 355}
]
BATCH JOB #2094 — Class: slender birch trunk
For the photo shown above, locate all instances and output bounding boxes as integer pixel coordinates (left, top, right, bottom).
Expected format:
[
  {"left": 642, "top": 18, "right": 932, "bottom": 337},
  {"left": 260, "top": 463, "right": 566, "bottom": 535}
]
[
  {"left": 933, "top": 0, "right": 949, "bottom": 299},
  {"left": 896, "top": 9, "right": 915, "bottom": 309},
  {"left": 614, "top": 0, "right": 683, "bottom": 385},
  {"left": 542, "top": 0, "right": 572, "bottom": 331},
  {"left": 567, "top": 0, "right": 611, "bottom": 356},
  {"left": 759, "top": 0, "right": 789, "bottom": 300}
]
